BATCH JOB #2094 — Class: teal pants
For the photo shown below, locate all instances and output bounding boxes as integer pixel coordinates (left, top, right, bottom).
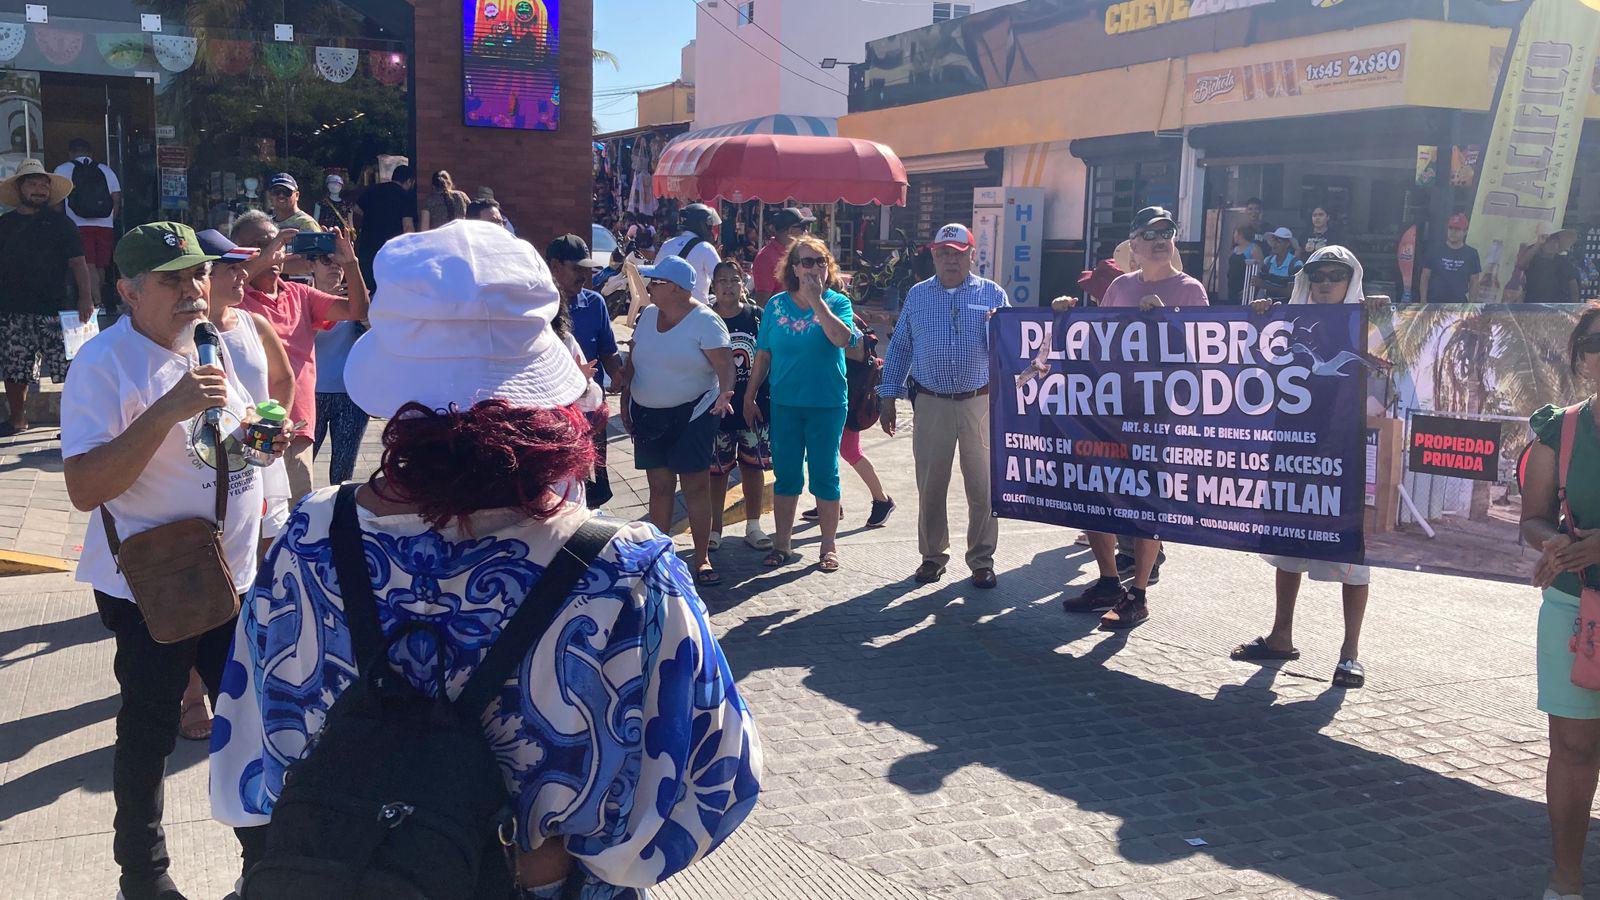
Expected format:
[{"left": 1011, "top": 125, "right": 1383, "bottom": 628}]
[{"left": 769, "top": 403, "right": 848, "bottom": 501}]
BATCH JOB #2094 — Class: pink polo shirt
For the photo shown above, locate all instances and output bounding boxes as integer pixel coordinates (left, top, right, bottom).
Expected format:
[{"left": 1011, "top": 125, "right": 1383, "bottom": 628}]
[{"left": 240, "top": 278, "right": 342, "bottom": 437}]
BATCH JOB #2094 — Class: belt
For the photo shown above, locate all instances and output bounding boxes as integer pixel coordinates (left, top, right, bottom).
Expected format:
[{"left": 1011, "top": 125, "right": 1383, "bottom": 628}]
[{"left": 912, "top": 382, "right": 989, "bottom": 401}]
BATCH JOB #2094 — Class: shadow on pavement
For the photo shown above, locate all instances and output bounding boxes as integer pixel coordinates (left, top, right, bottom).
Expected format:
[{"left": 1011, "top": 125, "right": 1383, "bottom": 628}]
[
  {"left": 0, "top": 737, "right": 208, "bottom": 825},
  {"left": 0, "top": 611, "right": 103, "bottom": 669},
  {"left": 712, "top": 564, "right": 1580, "bottom": 897}
]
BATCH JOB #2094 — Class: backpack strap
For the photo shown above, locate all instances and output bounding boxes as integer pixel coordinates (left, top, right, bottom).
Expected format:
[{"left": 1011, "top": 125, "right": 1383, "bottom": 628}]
[
  {"left": 456, "top": 516, "right": 623, "bottom": 716},
  {"left": 331, "top": 482, "right": 385, "bottom": 668}
]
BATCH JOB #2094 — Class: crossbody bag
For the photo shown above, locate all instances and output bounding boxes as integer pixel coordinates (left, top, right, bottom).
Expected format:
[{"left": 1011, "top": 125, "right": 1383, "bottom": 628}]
[
  {"left": 1554, "top": 403, "right": 1600, "bottom": 690},
  {"left": 99, "top": 420, "right": 241, "bottom": 644}
]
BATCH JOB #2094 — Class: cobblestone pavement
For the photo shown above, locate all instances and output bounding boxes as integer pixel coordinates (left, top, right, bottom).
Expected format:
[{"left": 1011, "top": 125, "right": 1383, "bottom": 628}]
[{"left": 1, "top": 405, "right": 1594, "bottom": 898}]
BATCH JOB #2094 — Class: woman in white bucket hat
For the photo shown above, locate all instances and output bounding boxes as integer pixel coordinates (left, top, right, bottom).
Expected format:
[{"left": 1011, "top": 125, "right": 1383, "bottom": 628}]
[{"left": 209, "top": 221, "right": 761, "bottom": 897}]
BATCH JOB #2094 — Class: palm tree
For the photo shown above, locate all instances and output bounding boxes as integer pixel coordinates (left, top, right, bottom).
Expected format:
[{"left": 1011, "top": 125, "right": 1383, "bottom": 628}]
[{"left": 593, "top": 49, "right": 619, "bottom": 70}]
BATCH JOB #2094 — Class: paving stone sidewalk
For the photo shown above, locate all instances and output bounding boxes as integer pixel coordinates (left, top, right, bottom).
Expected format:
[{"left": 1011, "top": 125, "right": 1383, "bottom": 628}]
[{"left": 0, "top": 404, "right": 1595, "bottom": 898}]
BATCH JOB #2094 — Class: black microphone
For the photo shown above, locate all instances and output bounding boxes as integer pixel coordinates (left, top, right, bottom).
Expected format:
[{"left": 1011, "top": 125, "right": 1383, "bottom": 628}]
[{"left": 193, "top": 322, "right": 224, "bottom": 425}]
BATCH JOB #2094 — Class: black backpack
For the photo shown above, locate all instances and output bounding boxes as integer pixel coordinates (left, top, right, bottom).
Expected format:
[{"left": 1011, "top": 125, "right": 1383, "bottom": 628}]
[
  {"left": 242, "top": 483, "right": 619, "bottom": 900},
  {"left": 845, "top": 329, "right": 882, "bottom": 433},
  {"left": 67, "top": 160, "right": 114, "bottom": 219}
]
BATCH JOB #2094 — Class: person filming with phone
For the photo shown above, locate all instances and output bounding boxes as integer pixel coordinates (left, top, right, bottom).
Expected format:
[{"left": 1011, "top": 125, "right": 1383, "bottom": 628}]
[{"left": 231, "top": 209, "right": 369, "bottom": 502}]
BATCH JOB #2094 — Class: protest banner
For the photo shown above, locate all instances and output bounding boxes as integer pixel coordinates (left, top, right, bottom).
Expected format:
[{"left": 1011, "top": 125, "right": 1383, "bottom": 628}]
[
  {"left": 989, "top": 305, "right": 1368, "bottom": 563},
  {"left": 1364, "top": 302, "right": 1587, "bottom": 582}
]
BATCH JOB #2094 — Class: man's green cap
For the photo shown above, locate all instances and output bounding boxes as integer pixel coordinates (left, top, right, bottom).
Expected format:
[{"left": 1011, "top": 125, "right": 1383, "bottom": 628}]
[{"left": 114, "top": 222, "right": 220, "bottom": 278}]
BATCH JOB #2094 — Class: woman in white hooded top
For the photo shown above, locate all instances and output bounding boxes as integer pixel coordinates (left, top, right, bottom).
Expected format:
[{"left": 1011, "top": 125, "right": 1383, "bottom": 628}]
[{"left": 1232, "top": 245, "right": 1381, "bottom": 689}]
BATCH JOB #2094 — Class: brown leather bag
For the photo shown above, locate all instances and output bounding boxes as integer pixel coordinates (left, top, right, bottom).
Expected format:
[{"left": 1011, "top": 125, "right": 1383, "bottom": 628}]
[{"left": 100, "top": 421, "right": 241, "bottom": 644}]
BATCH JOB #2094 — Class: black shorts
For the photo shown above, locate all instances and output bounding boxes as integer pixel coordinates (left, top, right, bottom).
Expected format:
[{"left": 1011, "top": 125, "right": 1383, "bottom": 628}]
[{"left": 631, "top": 399, "right": 718, "bottom": 474}]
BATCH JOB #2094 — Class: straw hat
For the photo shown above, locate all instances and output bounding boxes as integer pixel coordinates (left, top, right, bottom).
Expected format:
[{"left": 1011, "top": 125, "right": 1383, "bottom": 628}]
[
  {"left": 343, "top": 220, "right": 590, "bottom": 419},
  {"left": 0, "top": 158, "right": 73, "bottom": 208}
]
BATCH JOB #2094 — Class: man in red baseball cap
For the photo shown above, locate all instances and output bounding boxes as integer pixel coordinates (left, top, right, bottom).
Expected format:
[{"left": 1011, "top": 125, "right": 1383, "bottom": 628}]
[
  {"left": 877, "top": 221, "right": 1008, "bottom": 589},
  {"left": 1419, "top": 213, "right": 1481, "bottom": 302}
]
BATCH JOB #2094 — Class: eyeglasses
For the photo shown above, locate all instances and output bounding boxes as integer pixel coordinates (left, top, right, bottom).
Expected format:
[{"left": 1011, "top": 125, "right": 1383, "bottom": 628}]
[
  {"left": 1306, "top": 268, "right": 1352, "bottom": 284},
  {"left": 795, "top": 256, "right": 827, "bottom": 269},
  {"left": 1577, "top": 332, "right": 1600, "bottom": 355},
  {"left": 1134, "top": 227, "right": 1177, "bottom": 242}
]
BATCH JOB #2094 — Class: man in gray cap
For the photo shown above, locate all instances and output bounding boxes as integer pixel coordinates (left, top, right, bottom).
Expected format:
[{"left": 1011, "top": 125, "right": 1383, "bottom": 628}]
[{"left": 657, "top": 203, "right": 723, "bottom": 303}]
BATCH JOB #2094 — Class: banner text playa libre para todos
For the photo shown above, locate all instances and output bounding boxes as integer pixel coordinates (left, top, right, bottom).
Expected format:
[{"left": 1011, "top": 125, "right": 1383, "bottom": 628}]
[{"left": 989, "top": 306, "right": 1367, "bottom": 564}]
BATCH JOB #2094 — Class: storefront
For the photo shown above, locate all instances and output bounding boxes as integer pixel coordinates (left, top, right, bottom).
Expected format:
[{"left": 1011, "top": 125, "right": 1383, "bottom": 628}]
[
  {"left": 839, "top": 0, "right": 1536, "bottom": 303},
  {"left": 0, "top": 0, "right": 594, "bottom": 254}
]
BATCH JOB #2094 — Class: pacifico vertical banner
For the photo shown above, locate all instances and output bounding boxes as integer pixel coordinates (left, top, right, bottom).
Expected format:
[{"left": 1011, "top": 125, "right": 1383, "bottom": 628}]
[{"left": 1467, "top": 0, "right": 1600, "bottom": 301}]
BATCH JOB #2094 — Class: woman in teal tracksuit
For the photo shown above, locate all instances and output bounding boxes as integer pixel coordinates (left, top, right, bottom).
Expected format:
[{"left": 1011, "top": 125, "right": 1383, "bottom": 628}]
[{"left": 745, "top": 235, "right": 858, "bottom": 573}]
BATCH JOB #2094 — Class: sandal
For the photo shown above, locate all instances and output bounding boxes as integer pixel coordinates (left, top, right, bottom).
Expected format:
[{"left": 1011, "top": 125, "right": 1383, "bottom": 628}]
[
  {"left": 708, "top": 532, "right": 722, "bottom": 552},
  {"left": 1230, "top": 636, "right": 1301, "bottom": 662},
  {"left": 762, "top": 548, "right": 800, "bottom": 568},
  {"left": 695, "top": 565, "right": 722, "bottom": 587},
  {"left": 818, "top": 550, "right": 840, "bottom": 573},
  {"left": 179, "top": 698, "right": 212, "bottom": 742},
  {"left": 744, "top": 524, "right": 773, "bottom": 550},
  {"left": 1332, "top": 658, "right": 1365, "bottom": 689}
]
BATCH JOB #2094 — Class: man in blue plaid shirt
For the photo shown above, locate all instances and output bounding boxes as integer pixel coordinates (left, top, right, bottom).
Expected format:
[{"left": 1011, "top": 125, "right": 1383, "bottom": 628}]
[{"left": 878, "top": 223, "right": 1009, "bottom": 589}]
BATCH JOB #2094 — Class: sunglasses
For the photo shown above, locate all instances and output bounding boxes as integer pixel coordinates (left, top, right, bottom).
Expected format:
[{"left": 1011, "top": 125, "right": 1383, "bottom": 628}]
[
  {"left": 1134, "top": 227, "right": 1177, "bottom": 242},
  {"left": 647, "top": 278, "right": 674, "bottom": 288},
  {"left": 1306, "top": 268, "right": 1352, "bottom": 284},
  {"left": 794, "top": 256, "right": 828, "bottom": 269},
  {"left": 267, "top": 187, "right": 293, "bottom": 196},
  {"left": 1577, "top": 332, "right": 1600, "bottom": 355}
]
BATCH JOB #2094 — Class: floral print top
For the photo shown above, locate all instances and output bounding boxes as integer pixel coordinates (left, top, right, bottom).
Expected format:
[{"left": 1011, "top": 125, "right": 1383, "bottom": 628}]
[{"left": 209, "top": 489, "right": 761, "bottom": 893}]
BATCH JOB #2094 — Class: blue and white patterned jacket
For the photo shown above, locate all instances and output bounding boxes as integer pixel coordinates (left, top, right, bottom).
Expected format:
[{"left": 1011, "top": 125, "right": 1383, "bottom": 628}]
[{"left": 209, "top": 489, "right": 761, "bottom": 894}]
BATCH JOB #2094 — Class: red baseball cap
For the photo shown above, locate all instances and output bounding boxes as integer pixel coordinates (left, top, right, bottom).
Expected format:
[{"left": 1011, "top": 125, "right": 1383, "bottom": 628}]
[
  {"left": 1448, "top": 213, "right": 1469, "bottom": 230},
  {"left": 931, "top": 223, "right": 974, "bottom": 251}
]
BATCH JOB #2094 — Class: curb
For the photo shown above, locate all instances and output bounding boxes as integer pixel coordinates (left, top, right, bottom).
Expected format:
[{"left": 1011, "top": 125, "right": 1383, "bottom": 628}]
[{"left": 0, "top": 549, "right": 73, "bottom": 576}]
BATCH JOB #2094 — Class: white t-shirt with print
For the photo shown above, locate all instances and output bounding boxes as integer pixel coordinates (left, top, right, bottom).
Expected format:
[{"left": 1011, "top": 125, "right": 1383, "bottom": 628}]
[
  {"left": 628, "top": 304, "right": 730, "bottom": 416},
  {"left": 52, "top": 158, "right": 121, "bottom": 228},
  {"left": 656, "top": 231, "right": 722, "bottom": 303},
  {"left": 62, "top": 318, "right": 265, "bottom": 601}
]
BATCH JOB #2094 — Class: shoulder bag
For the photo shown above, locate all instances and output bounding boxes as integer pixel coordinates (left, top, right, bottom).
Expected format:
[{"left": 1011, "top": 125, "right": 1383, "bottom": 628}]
[
  {"left": 1554, "top": 403, "right": 1600, "bottom": 690},
  {"left": 99, "top": 420, "right": 241, "bottom": 644}
]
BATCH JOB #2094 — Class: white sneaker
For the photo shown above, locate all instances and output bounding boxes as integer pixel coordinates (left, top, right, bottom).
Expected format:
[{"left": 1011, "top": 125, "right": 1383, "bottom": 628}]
[
  {"left": 707, "top": 531, "right": 722, "bottom": 552},
  {"left": 744, "top": 522, "right": 773, "bottom": 550}
]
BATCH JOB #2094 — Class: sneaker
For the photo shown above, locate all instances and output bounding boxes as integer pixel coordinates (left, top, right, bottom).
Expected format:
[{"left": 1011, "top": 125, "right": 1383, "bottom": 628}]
[
  {"left": 1062, "top": 576, "right": 1124, "bottom": 613},
  {"left": 1100, "top": 587, "right": 1149, "bottom": 629},
  {"left": 866, "top": 497, "right": 896, "bottom": 527},
  {"left": 1114, "top": 551, "right": 1164, "bottom": 585},
  {"left": 115, "top": 873, "right": 186, "bottom": 900},
  {"left": 801, "top": 506, "right": 843, "bottom": 522}
]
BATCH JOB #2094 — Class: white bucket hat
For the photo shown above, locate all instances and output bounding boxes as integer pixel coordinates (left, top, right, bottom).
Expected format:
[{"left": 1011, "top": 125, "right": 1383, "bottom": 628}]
[{"left": 344, "top": 220, "right": 590, "bottom": 418}]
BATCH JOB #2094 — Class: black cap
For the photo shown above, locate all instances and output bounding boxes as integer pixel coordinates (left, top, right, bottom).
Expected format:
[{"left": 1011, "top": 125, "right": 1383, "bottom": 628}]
[
  {"left": 545, "top": 233, "right": 598, "bottom": 267},
  {"left": 771, "top": 207, "right": 815, "bottom": 231},
  {"left": 1129, "top": 206, "right": 1177, "bottom": 235}
]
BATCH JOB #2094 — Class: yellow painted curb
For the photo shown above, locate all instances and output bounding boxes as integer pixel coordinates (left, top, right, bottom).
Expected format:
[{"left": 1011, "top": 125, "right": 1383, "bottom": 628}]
[
  {"left": 669, "top": 482, "right": 747, "bottom": 537},
  {"left": 0, "top": 549, "right": 73, "bottom": 576}
]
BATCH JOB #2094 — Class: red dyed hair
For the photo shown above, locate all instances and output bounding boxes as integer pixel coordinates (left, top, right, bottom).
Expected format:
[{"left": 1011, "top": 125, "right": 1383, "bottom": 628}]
[{"left": 373, "top": 399, "right": 596, "bottom": 530}]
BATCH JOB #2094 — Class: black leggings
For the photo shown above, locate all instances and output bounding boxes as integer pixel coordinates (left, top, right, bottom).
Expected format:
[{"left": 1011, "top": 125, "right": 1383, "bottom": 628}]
[{"left": 314, "top": 391, "right": 371, "bottom": 484}]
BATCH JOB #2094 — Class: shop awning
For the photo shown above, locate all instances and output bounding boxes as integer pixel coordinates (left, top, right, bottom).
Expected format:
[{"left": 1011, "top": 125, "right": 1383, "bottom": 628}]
[
  {"left": 670, "top": 114, "right": 838, "bottom": 144},
  {"left": 652, "top": 134, "right": 909, "bottom": 206}
]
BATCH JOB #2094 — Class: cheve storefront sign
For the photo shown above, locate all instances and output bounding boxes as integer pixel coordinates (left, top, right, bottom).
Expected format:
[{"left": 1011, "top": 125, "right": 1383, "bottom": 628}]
[
  {"left": 1105, "top": 0, "right": 1274, "bottom": 35},
  {"left": 1186, "top": 43, "right": 1405, "bottom": 106}
]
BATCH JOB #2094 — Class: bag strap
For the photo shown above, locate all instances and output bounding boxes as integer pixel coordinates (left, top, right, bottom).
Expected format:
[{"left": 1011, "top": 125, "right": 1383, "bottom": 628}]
[
  {"left": 1560, "top": 402, "right": 1585, "bottom": 531},
  {"left": 99, "top": 419, "right": 229, "bottom": 565},
  {"left": 331, "top": 482, "right": 385, "bottom": 667},
  {"left": 456, "top": 517, "right": 622, "bottom": 715}
]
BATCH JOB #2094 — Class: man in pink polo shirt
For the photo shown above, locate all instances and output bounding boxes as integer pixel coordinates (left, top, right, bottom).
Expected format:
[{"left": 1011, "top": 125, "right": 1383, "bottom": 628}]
[{"left": 231, "top": 209, "right": 370, "bottom": 501}]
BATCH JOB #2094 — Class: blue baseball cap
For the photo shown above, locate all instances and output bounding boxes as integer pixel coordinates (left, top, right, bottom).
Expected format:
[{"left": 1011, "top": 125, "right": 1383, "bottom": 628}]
[
  {"left": 638, "top": 255, "right": 696, "bottom": 293},
  {"left": 268, "top": 172, "right": 298, "bottom": 192}
]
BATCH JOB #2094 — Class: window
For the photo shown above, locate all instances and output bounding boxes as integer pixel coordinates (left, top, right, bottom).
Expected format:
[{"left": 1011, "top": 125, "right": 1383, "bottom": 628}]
[
  {"left": 737, "top": 2, "right": 755, "bottom": 26},
  {"left": 932, "top": 2, "right": 972, "bottom": 23}
]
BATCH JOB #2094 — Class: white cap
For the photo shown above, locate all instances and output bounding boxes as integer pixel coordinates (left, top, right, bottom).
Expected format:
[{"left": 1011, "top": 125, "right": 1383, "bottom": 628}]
[
  {"left": 931, "top": 223, "right": 974, "bottom": 250},
  {"left": 344, "top": 220, "right": 590, "bottom": 419},
  {"left": 1271, "top": 226, "right": 1296, "bottom": 241}
]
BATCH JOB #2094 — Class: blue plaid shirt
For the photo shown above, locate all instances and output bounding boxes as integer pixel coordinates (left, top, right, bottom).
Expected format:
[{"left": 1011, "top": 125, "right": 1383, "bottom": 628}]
[{"left": 878, "top": 274, "right": 1009, "bottom": 398}]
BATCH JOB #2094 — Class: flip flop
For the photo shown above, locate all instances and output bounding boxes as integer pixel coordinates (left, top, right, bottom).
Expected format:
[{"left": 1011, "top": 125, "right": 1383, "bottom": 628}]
[
  {"left": 1230, "top": 636, "right": 1301, "bottom": 662},
  {"left": 1332, "top": 658, "right": 1365, "bottom": 689},
  {"left": 708, "top": 531, "right": 722, "bottom": 552},
  {"left": 695, "top": 565, "right": 722, "bottom": 587},
  {"left": 762, "top": 548, "right": 800, "bottom": 568},
  {"left": 179, "top": 699, "right": 212, "bottom": 742}
]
